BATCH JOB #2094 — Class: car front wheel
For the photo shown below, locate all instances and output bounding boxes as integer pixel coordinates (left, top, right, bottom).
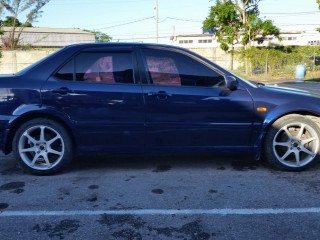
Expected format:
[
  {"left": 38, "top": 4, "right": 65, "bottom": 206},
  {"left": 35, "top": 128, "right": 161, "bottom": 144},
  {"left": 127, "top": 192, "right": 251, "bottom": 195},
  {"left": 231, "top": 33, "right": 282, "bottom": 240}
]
[
  {"left": 264, "top": 114, "right": 320, "bottom": 171},
  {"left": 13, "top": 118, "right": 73, "bottom": 175}
]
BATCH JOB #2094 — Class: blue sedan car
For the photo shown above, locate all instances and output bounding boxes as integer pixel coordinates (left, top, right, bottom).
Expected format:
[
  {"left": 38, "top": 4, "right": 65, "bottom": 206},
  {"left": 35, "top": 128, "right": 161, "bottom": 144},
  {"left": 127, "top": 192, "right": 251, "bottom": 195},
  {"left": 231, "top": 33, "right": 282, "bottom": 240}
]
[{"left": 0, "top": 43, "right": 319, "bottom": 174}]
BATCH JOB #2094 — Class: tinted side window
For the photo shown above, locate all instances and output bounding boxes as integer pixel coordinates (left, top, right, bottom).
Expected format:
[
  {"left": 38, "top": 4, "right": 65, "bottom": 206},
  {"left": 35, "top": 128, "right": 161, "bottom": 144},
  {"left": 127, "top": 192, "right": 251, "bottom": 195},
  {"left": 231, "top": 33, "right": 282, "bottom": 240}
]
[
  {"left": 141, "top": 48, "right": 225, "bottom": 87},
  {"left": 54, "top": 52, "right": 135, "bottom": 84},
  {"left": 76, "top": 52, "right": 134, "bottom": 84},
  {"left": 54, "top": 59, "right": 74, "bottom": 81},
  {"left": 145, "top": 55, "right": 180, "bottom": 85}
]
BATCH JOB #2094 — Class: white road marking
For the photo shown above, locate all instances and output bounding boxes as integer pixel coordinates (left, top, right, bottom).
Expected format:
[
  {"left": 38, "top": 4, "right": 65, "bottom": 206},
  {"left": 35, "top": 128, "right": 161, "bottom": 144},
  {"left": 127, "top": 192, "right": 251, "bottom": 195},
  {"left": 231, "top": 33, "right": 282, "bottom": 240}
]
[{"left": 1, "top": 208, "right": 320, "bottom": 217}]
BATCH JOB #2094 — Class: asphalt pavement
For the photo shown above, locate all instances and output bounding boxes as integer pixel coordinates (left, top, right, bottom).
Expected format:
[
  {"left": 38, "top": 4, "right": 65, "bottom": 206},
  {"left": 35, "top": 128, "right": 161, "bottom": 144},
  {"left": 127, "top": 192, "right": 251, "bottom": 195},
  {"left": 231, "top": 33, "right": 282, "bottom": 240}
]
[
  {"left": 1, "top": 152, "right": 320, "bottom": 239},
  {"left": 277, "top": 80, "right": 320, "bottom": 93}
]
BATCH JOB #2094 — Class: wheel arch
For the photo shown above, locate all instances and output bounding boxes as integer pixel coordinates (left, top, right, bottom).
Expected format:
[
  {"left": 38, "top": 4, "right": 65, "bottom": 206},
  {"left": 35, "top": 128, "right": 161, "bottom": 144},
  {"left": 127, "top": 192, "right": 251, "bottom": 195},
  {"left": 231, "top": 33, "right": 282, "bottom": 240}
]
[
  {"left": 255, "top": 110, "right": 320, "bottom": 160},
  {"left": 4, "top": 111, "right": 78, "bottom": 154}
]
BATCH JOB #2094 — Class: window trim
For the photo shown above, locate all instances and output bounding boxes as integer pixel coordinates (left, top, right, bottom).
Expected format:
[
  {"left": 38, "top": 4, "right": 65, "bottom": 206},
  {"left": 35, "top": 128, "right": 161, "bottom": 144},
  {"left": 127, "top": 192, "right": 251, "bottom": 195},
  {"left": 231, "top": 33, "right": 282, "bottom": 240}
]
[
  {"left": 52, "top": 48, "right": 138, "bottom": 84},
  {"left": 138, "top": 46, "right": 226, "bottom": 88},
  {"left": 51, "top": 56, "right": 75, "bottom": 81}
]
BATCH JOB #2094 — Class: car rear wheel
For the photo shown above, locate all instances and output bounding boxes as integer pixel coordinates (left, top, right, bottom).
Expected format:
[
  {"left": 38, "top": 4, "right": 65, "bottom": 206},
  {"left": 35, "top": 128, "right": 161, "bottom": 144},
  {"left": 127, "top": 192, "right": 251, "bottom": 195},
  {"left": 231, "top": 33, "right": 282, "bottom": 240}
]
[
  {"left": 13, "top": 118, "right": 73, "bottom": 175},
  {"left": 264, "top": 114, "right": 320, "bottom": 171}
]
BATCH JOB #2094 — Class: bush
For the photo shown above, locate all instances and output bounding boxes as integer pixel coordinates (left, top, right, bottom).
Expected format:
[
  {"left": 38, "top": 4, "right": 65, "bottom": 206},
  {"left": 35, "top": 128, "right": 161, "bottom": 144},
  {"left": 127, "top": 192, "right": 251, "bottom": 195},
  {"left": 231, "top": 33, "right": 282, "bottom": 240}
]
[{"left": 237, "top": 46, "right": 320, "bottom": 78}]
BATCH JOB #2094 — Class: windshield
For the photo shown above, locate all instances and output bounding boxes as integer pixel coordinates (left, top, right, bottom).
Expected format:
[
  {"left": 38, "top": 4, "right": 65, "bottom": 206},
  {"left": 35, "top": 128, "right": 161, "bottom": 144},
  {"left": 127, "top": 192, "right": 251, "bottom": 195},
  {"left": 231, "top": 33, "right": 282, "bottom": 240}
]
[
  {"left": 247, "top": 80, "right": 265, "bottom": 87},
  {"left": 227, "top": 71, "right": 258, "bottom": 88}
]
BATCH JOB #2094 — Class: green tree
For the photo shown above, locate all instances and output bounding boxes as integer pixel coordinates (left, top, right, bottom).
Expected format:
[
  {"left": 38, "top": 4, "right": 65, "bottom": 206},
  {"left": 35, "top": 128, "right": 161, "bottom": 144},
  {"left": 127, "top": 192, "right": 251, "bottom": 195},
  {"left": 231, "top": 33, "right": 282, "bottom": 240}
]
[
  {"left": 203, "top": 1, "right": 242, "bottom": 70},
  {"left": 203, "top": 0, "right": 280, "bottom": 72},
  {"left": 94, "top": 31, "right": 112, "bottom": 42},
  {"left": 1, "top": 16, "right": 32, "bottom": 27},
  {"left": 84, "top": 30, "right": 112, "bottom": 42},
  {"left": 317, "top": 0, "right": 320, "bottom": 32},
  {"left": 0, "top": 0, "right": 50, "bottom": 49}
]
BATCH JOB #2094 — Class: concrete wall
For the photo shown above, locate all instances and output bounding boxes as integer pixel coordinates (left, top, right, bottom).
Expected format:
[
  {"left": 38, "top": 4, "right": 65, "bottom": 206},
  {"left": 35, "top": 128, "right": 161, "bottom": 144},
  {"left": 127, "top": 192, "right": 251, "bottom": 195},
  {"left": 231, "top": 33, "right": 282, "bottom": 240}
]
[
  {"left": 0, "top": 49, "right": 59, "bottom": 74},
  {"left": 1, "top": 27, "right": 96, "bottom": 47},
  {"left": 188, "top": 47, "right": 242, "bottom": 70},
  {"left": 0, "top": 47, "right": 242, "bottom": 75}
]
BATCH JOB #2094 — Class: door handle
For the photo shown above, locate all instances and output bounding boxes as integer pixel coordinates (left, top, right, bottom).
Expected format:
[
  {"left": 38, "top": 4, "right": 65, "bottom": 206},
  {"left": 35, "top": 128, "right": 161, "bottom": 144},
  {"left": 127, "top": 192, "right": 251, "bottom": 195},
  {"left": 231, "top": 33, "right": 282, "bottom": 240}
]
[
  {"left": 52, "top": 87, "right": 73, "bottom": 95},
  {"left": 147, "top": 92, "right": 158, "bottom": 96},
  {"left": 148, "top": 91, "right": 172, "bottom": 100},
  {"left": 158, "top": 91, "right": 172, "bottom": 97}
]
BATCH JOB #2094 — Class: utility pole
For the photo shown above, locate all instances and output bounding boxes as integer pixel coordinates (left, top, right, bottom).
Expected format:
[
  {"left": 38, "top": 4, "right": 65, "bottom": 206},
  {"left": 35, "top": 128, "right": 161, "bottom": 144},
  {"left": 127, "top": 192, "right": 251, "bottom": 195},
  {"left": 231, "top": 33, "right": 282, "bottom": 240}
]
[
  {"left": 172, "top": 25, "right": 175, "bottom": 43},
  {"left": 313, "top": 46, "right": 316, "bottom": 72},
  {"left": 155, "top": 0, "right": 158, "bottom": 43}
]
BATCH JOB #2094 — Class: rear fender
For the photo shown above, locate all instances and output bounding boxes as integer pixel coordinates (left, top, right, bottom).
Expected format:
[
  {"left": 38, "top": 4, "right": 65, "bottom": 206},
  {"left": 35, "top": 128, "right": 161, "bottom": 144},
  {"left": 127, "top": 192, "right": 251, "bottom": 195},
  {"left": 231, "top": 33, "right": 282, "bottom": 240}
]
[{"left": 3, "top": 105, "right": 78, "bottom": 154}]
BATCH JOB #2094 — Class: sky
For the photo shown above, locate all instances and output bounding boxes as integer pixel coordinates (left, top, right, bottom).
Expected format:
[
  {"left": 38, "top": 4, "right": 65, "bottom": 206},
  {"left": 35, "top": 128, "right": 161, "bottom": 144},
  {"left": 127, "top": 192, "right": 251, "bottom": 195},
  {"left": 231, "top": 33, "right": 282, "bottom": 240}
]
[{"left": 2, "top": 0, "right": 320, "bottom": 43}]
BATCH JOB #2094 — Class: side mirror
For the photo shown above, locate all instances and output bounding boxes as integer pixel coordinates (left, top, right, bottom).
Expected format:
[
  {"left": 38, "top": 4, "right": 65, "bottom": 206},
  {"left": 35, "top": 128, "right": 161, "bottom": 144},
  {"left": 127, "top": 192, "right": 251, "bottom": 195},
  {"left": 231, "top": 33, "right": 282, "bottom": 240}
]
[{"left": 225, "top": 76, "right": 238, "bottom": 91}]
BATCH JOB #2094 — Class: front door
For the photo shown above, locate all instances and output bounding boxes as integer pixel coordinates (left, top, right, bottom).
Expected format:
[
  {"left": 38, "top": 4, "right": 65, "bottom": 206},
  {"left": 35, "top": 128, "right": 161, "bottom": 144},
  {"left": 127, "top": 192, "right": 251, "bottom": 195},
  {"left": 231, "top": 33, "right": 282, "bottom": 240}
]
[{"left": 139, "top": 47, "right": 254, "bottom": 152}]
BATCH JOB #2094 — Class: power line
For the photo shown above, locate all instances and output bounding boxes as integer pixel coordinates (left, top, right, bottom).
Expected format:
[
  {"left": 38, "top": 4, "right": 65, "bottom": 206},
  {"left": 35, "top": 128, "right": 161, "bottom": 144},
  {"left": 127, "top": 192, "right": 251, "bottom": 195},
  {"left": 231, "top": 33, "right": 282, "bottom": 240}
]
[
  {"left": 49, "top": 0, "right": 152, "bottom": 5},
  {"left": 278, "top": 24, "right": 320, "bottom": 26},
  {"left": 78, "top": 16, "right": 201, "bottom": 31},
  {"left": 80, "top": 16, "right": 154, "bottom": 29},
  {"left": 96, "top": 17, "right": 154, "bottom": 30},
  {"left": 261, "top": 11, "right": 320, "bottom": 15},
  {"left": 112, "top": 35, "right": 172, "bottom": 41},
  {"left": 166, "top": 17, "right": 202, "bottom": 23}
]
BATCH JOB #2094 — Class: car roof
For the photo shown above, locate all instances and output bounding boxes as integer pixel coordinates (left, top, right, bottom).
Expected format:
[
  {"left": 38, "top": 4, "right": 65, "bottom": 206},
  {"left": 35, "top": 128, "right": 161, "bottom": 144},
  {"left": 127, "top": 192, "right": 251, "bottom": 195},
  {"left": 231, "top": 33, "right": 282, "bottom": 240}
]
[
  {"left": 66, "top": 42, "right": 171, "bottom": 47},
  {"left": 64, "top": 42, "right": 189, "bottom": 52}
]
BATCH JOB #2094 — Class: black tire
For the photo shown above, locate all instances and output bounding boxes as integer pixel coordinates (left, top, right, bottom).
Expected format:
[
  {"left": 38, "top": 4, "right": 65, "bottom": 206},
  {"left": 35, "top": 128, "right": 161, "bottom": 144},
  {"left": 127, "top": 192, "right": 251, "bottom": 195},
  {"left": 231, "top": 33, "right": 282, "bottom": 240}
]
[
  {"left": 264, "top": 114, "right": 320, "bottom": 171},
  {"left": 13, "top": 118, "right": 73, "bottom": 175}
]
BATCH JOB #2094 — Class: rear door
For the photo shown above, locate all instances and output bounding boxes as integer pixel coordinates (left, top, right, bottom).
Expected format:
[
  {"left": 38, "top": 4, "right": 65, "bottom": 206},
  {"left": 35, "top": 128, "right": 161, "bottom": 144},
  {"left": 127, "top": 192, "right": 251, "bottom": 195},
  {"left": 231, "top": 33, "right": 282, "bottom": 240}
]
[
  {"left": 42, "top": 47, "right": 145, "bottom": 153},
  {"left": 139, "top": 47, "right": 254, "bottom": 151}
]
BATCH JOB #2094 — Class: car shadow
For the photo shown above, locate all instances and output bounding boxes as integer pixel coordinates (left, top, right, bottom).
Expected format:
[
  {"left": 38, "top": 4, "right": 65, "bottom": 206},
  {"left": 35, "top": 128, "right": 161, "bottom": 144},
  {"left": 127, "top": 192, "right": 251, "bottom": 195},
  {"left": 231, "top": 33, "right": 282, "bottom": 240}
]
[
  {"left": 0, "top": 153, "right": 271, "bottom": 176},
  {"left": 2, "top": 153, "right": 320, "bottom": 176},
  {"left": 71, "top": 153, "right": 270, "bottom": 173}
]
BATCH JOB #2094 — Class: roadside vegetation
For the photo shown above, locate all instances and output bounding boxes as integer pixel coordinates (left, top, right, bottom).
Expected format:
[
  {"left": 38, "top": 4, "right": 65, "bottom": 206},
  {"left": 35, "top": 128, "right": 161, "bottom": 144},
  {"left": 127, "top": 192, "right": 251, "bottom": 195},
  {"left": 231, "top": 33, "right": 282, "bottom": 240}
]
[
  {"left": 204, "top": 0, "right": 320, "bottom": 82},
  {"left": 203, "top": 0, "right": 280, "bottom": 72},
  {"left": 0, "top": 0, "right": 111, "bottom": 51},
  {"left": 0, "top": 0, "right": 51, "bottom": 50},
  {"left": 235, "top": 46, "right": 320, "bottom": 81}
]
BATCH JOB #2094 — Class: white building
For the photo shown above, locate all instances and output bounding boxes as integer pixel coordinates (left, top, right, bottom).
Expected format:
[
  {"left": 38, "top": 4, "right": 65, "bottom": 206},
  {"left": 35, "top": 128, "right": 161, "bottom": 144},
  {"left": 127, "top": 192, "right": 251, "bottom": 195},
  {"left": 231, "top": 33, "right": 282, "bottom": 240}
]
[
  {"left": 253, "top": 32, "right": 320, "bottom": 47},
  {"left": 171, "top": 34, "right": 218, "bottom": 48},
  {"left": 172, "top": 32, "right": 320, "bottom": 48}
]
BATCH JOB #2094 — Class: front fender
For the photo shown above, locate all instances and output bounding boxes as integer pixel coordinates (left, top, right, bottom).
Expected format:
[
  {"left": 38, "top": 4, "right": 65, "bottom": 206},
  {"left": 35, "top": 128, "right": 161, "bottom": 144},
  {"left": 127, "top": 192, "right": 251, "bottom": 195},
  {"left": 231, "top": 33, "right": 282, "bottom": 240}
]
[{"left": 254, "top": 101, "right": 320, "bottom": 159}]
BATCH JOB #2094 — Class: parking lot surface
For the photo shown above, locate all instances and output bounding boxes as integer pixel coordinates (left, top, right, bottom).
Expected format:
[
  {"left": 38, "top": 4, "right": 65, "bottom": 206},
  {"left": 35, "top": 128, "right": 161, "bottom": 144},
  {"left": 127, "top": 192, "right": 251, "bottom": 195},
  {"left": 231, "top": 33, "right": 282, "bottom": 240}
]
[
  {"left": 1, "top": 152, "right": 320, "bottom": 240},
  {"left": 278, "top": 81, "right": 320, "bottom": 94}
]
